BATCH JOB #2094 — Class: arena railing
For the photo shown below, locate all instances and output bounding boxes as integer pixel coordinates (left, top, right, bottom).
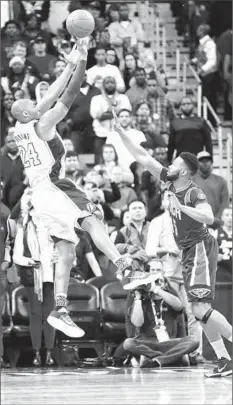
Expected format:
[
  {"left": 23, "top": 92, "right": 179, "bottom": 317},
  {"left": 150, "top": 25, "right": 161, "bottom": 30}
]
[
  {"left": 203, "top": 96, "right": 224, "bottom": 176},
  {"left": 182, "top": 56, "right": 202, "bottom": 117}
]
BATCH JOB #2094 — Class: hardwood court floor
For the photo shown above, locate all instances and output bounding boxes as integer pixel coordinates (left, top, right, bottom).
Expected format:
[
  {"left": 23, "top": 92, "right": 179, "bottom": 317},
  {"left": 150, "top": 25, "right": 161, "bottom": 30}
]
[{"left": 1, "top": 366, "right": 232, "bottom": 405}]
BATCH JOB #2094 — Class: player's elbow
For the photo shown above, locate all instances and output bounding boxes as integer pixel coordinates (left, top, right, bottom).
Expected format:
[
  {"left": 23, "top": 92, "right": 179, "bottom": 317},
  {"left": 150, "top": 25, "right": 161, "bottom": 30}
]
[{"left": 205, "top": 211, "right": 214, "bottom": 225}]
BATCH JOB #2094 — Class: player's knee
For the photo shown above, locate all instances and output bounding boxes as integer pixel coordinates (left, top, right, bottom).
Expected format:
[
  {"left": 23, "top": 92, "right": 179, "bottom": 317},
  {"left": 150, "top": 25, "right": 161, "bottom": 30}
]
[
  {"left": 123, "top": 338, "right": 134, "bottom": 352},
  {"left": 191, "top": 301, "right": 213, "bottom": 323},
  {"left": 56, "top": 241, "right": 75, "bottom": 267}
]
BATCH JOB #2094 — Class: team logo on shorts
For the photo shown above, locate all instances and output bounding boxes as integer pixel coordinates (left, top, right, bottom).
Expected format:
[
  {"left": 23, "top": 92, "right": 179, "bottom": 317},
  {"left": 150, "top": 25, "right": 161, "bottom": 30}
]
[{"left": 189, "top": 287, "right": 211, "bottom": 299}]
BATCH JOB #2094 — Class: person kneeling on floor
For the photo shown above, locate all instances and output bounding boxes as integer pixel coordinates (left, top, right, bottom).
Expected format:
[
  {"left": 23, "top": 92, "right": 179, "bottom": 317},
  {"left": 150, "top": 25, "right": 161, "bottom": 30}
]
[{"left": 113, "top": 258, "right": 199, "bottom": 368}]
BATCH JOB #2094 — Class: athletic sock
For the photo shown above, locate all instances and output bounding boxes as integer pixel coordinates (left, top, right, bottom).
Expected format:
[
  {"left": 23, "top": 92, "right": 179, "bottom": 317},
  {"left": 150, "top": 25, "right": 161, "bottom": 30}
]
[
  {"left": 210, "top": 338, "right": 231, "bottom": 360},
  {"left": 55, "top": 294, "right": 67, "bottom": 311}
]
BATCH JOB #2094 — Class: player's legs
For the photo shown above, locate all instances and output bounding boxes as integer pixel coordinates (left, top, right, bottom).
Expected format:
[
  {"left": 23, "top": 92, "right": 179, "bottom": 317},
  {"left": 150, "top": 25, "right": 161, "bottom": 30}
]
[
  {"left": 47, "top": 240, "right": 85, "bottom": 338},
  {"left": 183, "top": 237, "right": 232, "bottom": 377},
  {"left": 80, "top": 215, "right": 132, "bottom": 280}
]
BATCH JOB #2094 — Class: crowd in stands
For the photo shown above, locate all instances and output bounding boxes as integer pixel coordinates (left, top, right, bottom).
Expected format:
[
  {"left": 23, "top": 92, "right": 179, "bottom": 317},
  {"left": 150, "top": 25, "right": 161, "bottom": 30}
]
[{"left": 0, "top": 0, "right": 232, "bottom": 368}]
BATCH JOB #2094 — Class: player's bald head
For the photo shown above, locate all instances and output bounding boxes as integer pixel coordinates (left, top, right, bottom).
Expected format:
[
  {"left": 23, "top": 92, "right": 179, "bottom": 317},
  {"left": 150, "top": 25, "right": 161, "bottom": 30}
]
[{"left": 11, "top": 99, "right": 38, "bottom": 122}]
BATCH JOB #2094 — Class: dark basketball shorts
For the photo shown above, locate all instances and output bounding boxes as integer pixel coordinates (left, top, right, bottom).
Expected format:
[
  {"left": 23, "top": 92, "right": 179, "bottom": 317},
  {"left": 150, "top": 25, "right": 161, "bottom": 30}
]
[
  {"left": 55, "top": 178, "right": 103, "bottom": 227},
  {"left": 182, "top": 234, "right": 218, "bottom": 302}
]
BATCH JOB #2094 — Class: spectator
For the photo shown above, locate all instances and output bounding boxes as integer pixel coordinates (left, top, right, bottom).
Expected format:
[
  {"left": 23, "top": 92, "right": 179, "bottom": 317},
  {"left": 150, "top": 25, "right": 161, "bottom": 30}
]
[
  {"left": 1, "top": 20, "right": 22, "bottom": 73},
  {"left": 123, "top": 53, "right": 138, "bottom": 90},
  {"left": 106, "top": 109, "right": 146, "bottom": 173},
  {"left": 1, "top": 93, "right": 16, "bottom": 146},
  {"left": 58, "top": 40, "right": 72, "bottom": 56},
  {"left": 13, "top": 88, "right": 26, "bottom": 101},
  {"left": 216, "top": 206, "right": 232, "bottom": 283},
  {"left": 71, "top": 229, "right": 102, "bottom": 282},
  {"left": 154, "top": 146, "right": 169, "bottom": 168},
  {"left": 193, "top": 151, "right": 230, "bottom": 227},
  {"left": 106, "top": 4, "right": 119, "bottom": 26},
  {"left": 134, "top": 103, "right": 167, "bottom": 148},
  {"left": 90, "top": 76, "right": 131, "bottom": 160},
  {"left": 108, "top": 3, "right": 145, "bottom": 62},
  {"left": 110, "top": 167, "right": 137, "bottom": 221},
  {"left": 64, "top": 151, "right": 87, "bottom": 187},
  {"left": 192, "top": 24, "right": 218, "bottom": 120},
  {"left": 1, "top": 56, "right": 39, "bottom": 100},
  {"left": 13, "top": 192, "right": 56, "bottom": 367},
  {"left": 126, "top": 67, "right": 148, "bottom": 113},
  {"left": 52, "top": 59, "right": 66, "bottom": 80},
  {"left": 86, "top": 46, "right": 125, "bottom": 93},
  {"left": 0, "top": 185, "right": 11, "bottom": 368},
  {"left": 35, "top": 81, "right": 50, "bottom": 102},
  {"left": 106, "top": 47, "right": 120, "bottom": 68},
  {"left": 146, "top": 75, "right": 176, "bottom": 143},
  {"left": 168, "top": 96, "right": 212, "bottom": 163},
  {"left": 13, "top": 0, "right": 50, "bottom": 26},
  {"left": 27, "top": 36, "right": 57, "bottom": 82},
  {"left": 1, "top": 128, "right": 25, "bottom": 210},
  {"left": 22, "top": 13, "right": 55, "bottom": 56},
  {"left": 217, "top": 29, "right": 232, "bottom": 120},
  {"left": 62, "top": 138, "right": 75, "bottom": 153},
  {"left": 66, "top": 73, "right": 101, "bottom": 155},
  {"left": 3, "top": 40, "right": 38, "bottom": 77},
  {"left": 115, "top": 199, "right": 149, "bottom": 253}
]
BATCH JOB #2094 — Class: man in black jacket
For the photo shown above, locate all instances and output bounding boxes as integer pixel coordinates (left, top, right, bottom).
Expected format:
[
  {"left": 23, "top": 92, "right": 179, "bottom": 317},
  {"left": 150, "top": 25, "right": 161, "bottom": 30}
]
[{"left": 168, "top": 96, "right": 212, "bottom": 163}]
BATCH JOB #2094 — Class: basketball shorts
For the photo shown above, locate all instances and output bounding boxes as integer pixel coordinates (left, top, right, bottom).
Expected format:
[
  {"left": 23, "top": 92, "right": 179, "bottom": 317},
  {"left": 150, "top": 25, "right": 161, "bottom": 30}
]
[
  {"left": 182, "top": 234, "right": 218, "bottom": 302},
  {"left": 31, "top": 179, "right": 102, "bottom": 245}
]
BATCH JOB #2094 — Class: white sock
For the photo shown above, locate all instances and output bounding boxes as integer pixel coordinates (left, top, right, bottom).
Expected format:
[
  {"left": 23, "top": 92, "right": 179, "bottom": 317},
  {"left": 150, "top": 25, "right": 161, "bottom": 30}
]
[
  {"left": 228, "top": 335, "right": 232, "bottom": 342},
  {"left": 210, "top": 338, "right": 231, "bottom": 360}
]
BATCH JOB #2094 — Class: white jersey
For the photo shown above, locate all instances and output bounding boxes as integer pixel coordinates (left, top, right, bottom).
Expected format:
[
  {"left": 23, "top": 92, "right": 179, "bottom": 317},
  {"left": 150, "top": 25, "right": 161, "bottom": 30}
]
[{"left": 14, "top": 120, "right": 63, "bottom": 187}]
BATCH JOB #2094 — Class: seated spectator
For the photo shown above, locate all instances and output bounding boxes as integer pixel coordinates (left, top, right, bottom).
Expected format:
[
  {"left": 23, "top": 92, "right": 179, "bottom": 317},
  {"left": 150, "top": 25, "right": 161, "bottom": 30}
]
[
  {"left": 1, "top": 56, "right": 39, "bottom": 100},
  {"left": 193, "top": 152, "right": 230, "bottom": 228},
  {"left": 113, "top": 263, "right": 198, "bottom": 368},
  {"left": 1, "top": 20, "right": 22, "bottom": 75},
  {"left": 1, "top": 128, "right": 25, "bottom": 209},
  {"left": 106, "top": 109, "right": 146, "bottom": 173},
  {"left": 13, "top": 190, "right": 56, "bottom": 367},
  {"left": 71, "top": 229, "right": 102, "bottom": 282},
  {"left": 22, "top": 13, "right": 56, "bottom": 56},
  {"left": 115, "top": 199, "right": 149, "bottom": 255},
  {"left": 123, "top": 53, "right": 139, "bottom": 90},
  {"left": 106, "top": 47, "right": 120, "bottom": 68},
  {"left": 35, "top": 81, "right": 50, "bottom": 102},
  {"left": 52, "top": 59, "right": 66, "bottom": 81},
  {"left": 108, "top": 3, "right": 145, "bottom": 62},
  {"left": 13, "top": 88, "right": 26, "bottom": 100},
  {"left": 57, "top": 39, "right": 72, "bottom": 56},
  {"left": 27, "top": 36, "right": 57, "bottom": 82},
  {"left": 106, "top": 3, "right": 119, "bottom": 26},
  {"left": 86, "top": 45, "right": 125, "bottom": 93},
  {"left": 64, "top": 151, "right": 87, "bottom": 187},
  {"left": 126, "top": 67, "right": 148, "bottom": 113},
  {"left": 216, "top": 206, "right": 232, "bottom": 283},
  {"left": 146, "top": 75, "right": 176, "bottom": 144},
  {"left": 62, "top": 138, "right": 75, "bottom": 153},
  {"left": 110, "top": 167, "right": 137, "bottom": 221},
  {"left": 90, "top": 76, "right": 131, "bottom": 160},
  {"left": 192, "top": 24, "right": 218, "bottom": 121},
  {"left": 134, "top": 103, "right": 167, "bottom": 148},
  {"left": 94, "top": 143, "right": 133, "bottom": 187},
  {"left": 110, "top": 209, "right": 131, "bottom": 243},
  {"left": 1, "top": 93, "right": 16, "bottom": 146},
  {"left": 66, "top": 72, "right": 101, "bottom": 155},
  {"left": 3, "top": 40, "right": 39, "bottom": 77},
  {"left": 168, "top": 96, "right": 212, "bottom": 163}
]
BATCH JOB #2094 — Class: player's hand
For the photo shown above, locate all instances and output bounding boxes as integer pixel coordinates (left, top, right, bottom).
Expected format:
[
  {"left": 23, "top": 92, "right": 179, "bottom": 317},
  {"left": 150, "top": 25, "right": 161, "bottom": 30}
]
[
  {"left": 62, "top": 39, "right": 88, "bottom": 67},
  {"left": 167, "top": 192, "right": 182, "bottom": 211},
  {"left": 133, "top": 250, "right": 148, "bottom": 263}
]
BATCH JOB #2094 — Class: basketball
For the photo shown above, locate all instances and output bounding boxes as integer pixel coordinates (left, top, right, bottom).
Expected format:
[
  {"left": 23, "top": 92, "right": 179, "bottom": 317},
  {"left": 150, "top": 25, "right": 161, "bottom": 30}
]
[{"left": 66, "top": 10, "right": 95, "bottom": 38}]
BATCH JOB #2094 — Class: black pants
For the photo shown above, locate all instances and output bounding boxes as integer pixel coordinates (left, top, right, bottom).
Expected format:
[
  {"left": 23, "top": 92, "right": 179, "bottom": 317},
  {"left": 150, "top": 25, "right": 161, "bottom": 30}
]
[
  {"left": 26, "top": 283, "right": 55, "bottom": 351},
  {"left": 114, "top": 335, "right": 198, "bottom": 366},
  {"left": 201, "top": 72, "right": 219, "bottom": 125},
  {"left": 94, "top": 137, "right": 106, "bottom": 164}
]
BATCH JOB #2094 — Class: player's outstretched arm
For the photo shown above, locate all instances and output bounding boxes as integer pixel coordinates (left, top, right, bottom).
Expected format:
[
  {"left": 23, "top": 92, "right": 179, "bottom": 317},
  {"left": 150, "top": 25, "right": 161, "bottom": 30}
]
[
  {"left": 37, "top": 39, "right": 88, "bottom": 141},
  {"left": 113, "top": 110, "right": 163, "bottom": 179},
  {"left": 37, "top": 43, "right": 83, "bottom": 115}
]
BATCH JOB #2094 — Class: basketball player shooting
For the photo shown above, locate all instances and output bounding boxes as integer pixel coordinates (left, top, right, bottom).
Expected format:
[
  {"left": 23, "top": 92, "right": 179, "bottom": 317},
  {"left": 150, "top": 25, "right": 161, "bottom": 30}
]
[
  {"left": 112, "top": 110, "right": 232, "bottom": 378},
  {"left": 11, "top": 39, "right": 132, "bottom": 339}
]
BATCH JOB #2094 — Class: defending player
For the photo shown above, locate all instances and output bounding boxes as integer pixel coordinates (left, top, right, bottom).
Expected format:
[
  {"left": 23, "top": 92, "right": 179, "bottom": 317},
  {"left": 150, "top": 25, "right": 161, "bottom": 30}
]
[
  {"left": 11, "top": 40, "right": 131, "bottom": 338},
  {"left": 112, "top": 111, "right": 232, "bottom": 378}
]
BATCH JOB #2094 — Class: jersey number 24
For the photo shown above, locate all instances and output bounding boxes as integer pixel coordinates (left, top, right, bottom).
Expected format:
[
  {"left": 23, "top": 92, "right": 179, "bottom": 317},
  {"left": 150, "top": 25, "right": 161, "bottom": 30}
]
[{"left": 18, "top": 142, "right": 41, "bottom": 168}]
